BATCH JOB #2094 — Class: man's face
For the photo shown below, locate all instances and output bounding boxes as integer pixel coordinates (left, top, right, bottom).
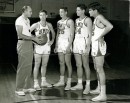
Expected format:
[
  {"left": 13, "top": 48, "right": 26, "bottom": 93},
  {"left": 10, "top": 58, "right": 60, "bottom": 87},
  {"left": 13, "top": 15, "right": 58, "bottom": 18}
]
[
  {"left": 76, "top": 7, "right": 85, "bottom": 16},
  {"left": 39, "top": 12, "right": 47, "bottom": 21},
  {"left": 25, "top": 7, "right": 32, "bottom": 17},
  {"left": 59, "top": 9, "right": 67, "bottom": 18},
  {"left": 89, "top": 8, "right": 95, "bottom": 17}
]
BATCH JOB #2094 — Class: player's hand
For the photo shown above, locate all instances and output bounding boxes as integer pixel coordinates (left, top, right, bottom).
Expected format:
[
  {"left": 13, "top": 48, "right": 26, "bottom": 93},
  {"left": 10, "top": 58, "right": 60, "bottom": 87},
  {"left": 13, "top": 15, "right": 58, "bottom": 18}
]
[
  {"left": 48, "top": 41, "right": 53, "bottom": 46},
  {"left": 54, "top": 47, "right": 58, "bottom": 53},
  {"left": 99, "top": 38, "right": 105, "bottom": 46},
  {"left": 33, "top": 37, "right": 43, "bottom": 45},
  {"left": 66, "top": 46, "right": 71, "bottom": 53}
]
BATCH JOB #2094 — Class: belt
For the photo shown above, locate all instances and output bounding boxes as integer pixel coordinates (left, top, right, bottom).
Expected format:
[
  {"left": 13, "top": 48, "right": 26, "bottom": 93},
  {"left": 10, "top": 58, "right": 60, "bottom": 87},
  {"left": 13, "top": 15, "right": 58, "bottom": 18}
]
[
  {"left": 18, "top": 38, "right": 24, "bottom": 40},
  {"left": 18, "top": 39, "right": 30, "bottom": 41}
]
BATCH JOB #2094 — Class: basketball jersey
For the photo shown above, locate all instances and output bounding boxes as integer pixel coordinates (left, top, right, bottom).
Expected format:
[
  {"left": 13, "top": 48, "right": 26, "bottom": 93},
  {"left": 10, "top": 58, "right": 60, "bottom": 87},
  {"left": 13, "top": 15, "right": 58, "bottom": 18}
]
[
  {"left": 35, "top": 22, "right": 50, "bottom": 42},
  {"left": 92, "top": 16, "right": 105, "bottom": 39},
  {"left": 91, "top": 16, "right": 106, "bottom": 56},
  {"left": 75, "top": 16, "right": 89, "bottom": 38},
  {"left": 57, "top": 18, "right": 71, "bottom": 39}
]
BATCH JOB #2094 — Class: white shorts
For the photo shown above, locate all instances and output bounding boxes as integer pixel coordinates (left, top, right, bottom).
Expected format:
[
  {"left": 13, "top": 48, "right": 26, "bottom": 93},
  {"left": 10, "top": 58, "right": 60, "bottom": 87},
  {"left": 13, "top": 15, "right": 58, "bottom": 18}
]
[
  {"left": 73, "top": 37, "right": 90, "bottom": 54},
  {"left": 34, "top": 43, "right": 51, "bottom": 55},
  {"left": 57, "top": 37, "right": 72, "bottom": 54},
  {"left": 91, "top": 38, "right": 107, "bottom": 57}
]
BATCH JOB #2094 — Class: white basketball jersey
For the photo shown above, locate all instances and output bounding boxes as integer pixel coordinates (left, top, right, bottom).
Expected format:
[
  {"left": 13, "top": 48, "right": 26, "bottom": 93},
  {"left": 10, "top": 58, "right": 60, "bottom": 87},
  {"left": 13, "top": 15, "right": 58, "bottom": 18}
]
[
  {"left": 57, "top": 18, "right": 71, "bottom": 39},
  {"left": 92, "top": 16, "right": 105, "bottom": 39},
  {"left": 75, "top": 17, "right": 89, "bottom": 38},
  {"left": 35, "top": 22, "right": 50, "bottom": 42}
]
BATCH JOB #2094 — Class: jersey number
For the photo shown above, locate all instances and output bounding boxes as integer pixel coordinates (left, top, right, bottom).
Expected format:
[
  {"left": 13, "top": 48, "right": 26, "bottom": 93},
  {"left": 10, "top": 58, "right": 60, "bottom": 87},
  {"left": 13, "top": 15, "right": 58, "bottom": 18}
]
[{"left": 76, "top": 28, "right": 81, "bottom": 34}]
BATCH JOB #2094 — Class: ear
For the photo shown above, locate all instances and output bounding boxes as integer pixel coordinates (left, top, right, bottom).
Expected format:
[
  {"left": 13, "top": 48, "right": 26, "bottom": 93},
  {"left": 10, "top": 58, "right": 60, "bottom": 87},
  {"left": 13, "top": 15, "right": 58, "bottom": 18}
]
[
  {"left": 95, "top": 9, "right": 98, "bottom": 13},
  {"left": 65, "top": 11, "right": 67, "bottom": 15},
  {"left": 46, "top": 15, "right": 48, "bottom": 18}
]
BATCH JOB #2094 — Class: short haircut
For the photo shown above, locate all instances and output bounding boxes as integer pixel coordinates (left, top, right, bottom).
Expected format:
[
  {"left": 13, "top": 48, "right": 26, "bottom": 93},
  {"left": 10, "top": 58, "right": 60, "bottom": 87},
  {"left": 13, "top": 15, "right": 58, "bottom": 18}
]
[
  {"left": 39, "top": 9, "right": 47, "bottom": 15},
  {"left": 60, "top": 7, "right": 68, "bottom": 12},
  {"left": 77, "top": 4, "right": 87, "bottom": 11},
  {"left": 22, "top": 6, "right": 31, "bottom": 13},
  {"left": 88, "top": 2, "right": 106, "bottom": 13}
]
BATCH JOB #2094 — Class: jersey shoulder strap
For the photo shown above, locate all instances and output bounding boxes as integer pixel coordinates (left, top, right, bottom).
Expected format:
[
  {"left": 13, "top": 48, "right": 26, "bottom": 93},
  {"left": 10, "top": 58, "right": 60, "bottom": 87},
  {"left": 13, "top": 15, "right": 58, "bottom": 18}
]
[
  {"left": 46, "top": 22, "right": 51, "bottom": 31},
  {"left": 66, "top": 18, "right": 71, "bottom": 28},
  {"left": 83, "top": 16, "right": 88, "bottom": 27}
]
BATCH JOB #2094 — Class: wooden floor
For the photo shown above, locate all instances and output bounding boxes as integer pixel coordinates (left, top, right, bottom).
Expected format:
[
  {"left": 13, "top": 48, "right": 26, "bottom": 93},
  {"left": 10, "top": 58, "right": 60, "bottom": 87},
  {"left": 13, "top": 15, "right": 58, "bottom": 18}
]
[{"left": 0, "top": 63, "right": 130, "bottom": 103}]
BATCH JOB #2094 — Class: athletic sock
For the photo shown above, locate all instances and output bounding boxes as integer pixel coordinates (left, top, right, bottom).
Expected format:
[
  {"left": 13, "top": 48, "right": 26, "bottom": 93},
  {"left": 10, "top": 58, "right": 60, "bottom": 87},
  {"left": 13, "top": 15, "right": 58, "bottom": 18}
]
[
  {"left": 100, "top": 85, "right": 106, "bottom": 95},
  {"left": 67, "top": 78, "right": 71, "bottom": 84},
  {"left": 41, "top": 77, "right": 46, "bottom": 82},
  {"left": 60, "top": 76, "right": 64, "bottom": 82},
  {"left": 86, "top": 80, "right": 90, "bottom": 86},
  {"left": 78, "top": 78, "right": 82, "bottom": 84}
]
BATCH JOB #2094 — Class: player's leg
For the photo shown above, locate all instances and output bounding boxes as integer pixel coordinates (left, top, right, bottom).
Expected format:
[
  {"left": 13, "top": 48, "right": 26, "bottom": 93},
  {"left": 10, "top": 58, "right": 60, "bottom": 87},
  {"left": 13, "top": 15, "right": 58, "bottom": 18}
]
[
  {"left": 41, "top": 54, "right": 52, "bottom": 88},
  {"left": 53, "top": 52, "right": 65, "bottom": 86},
  {"left": 33, "top": 54, "right": 42, "bottom": 90},
  {"left": 64, "top": 53, "right": 72, "bottom": 90},
  {"left": 82, "top": 54, "right": 91, "bottom": 94},
  {"left": 90, "top": 57, "right": 100, "bottom": 94},
  {"left": 71, "top": 53, "right": 83, "bottom": 90},
  {"left": 91, "top": 56, "right": 107, "bottom": 101}
]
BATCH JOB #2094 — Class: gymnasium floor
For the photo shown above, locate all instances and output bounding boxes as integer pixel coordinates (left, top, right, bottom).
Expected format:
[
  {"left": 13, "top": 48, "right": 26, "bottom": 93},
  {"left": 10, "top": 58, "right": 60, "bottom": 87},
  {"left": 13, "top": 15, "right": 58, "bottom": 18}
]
[{"left": 0, "top": 58, "right": 130, "bottom": 103}]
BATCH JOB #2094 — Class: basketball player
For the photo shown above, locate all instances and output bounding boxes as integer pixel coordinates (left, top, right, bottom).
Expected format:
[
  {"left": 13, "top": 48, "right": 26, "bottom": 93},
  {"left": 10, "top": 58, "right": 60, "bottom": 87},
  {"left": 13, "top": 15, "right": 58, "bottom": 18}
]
[
  {"left": 31, "top": 10, "right": 55, "bottom": 90},
  {"left": 88, "top": 2, "right": 113, "bottom": 101},
  {"left": 15, "top": 6, "right": 44, "bottom": 96},
  {"left": 53, "top": 7, "right": 74, "bottom": 90},
  {"left": 70, "top": 4, "right": 92, "bottom": 94}
]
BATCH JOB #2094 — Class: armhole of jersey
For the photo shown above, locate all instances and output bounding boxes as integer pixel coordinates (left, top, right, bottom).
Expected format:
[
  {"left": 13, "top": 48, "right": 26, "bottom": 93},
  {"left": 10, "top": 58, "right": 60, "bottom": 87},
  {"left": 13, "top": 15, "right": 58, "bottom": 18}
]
[
  {"left": 36, "top": 22, "right": 40, "bottom": 31},
  {"left": 57, "top": 21, "right": 60, "bottom": 29},
  {"left": 95, "top": 17, "right": 105, "bottom": 29},
  {"left": 34, "top": 22, "right": 39, "bottom": 32},
  {"left": 83, "top": 16, "right": 88, "bottom": 27},
  {"left": 46, "top": 22, "right": 51, "bottom": 31},
  {"left": 66, "top": 18, "right": 70, "bottom": 28}
]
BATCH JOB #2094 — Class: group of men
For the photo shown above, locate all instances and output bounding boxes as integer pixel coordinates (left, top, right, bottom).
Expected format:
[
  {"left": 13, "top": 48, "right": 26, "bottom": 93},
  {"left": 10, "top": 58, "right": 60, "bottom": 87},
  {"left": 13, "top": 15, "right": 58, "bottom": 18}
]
[{"left": 15, "top": 2, "right": 113, "bottom": 102}]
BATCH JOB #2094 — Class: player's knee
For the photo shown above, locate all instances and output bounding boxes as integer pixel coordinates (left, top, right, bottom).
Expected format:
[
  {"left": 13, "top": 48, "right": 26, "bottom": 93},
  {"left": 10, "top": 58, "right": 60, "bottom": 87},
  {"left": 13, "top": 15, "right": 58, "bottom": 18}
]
[
  {"left": 59, "top": 61, "right": 65, "bottom": 66},
  {"left": 83, "top": 62, "right": 88, "bottom": 69},
  {"left": 65, "top": 60, "right": 71, "bottom": 66},
  {"left": 42, "top": 63, "right": 47, "bottom": 68},
  {"left": 76, "top": 63, "right": 82, "bottom": 68},
  {"left": 96, "top": 67, "right": 104, "bottom": 73}
]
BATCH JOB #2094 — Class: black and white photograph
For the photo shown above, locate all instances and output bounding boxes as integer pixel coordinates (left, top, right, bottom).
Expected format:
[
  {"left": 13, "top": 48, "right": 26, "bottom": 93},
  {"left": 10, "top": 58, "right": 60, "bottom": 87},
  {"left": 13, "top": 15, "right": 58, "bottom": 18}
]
[{"left": 0, "top": 0, "right": 130, "bottom": 103}]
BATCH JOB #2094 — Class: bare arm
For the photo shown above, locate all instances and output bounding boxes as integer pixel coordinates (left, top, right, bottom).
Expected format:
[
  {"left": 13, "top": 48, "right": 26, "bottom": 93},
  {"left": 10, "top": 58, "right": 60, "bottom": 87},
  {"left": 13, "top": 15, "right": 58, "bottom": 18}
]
[
  {"left": 84, "top": 17, "right": 93, "bottom": 44},
  {"left": 97, "top": 15, "right": 113, "bottom": 39},
  {"left": 30, "top": 23, "right": 38, "bottom": 32},
  {"left": 55, "top": 22, "right": 60, "bottom": 47},
  {"left": 67, "top": 19, "right": 74, "bottom": 48},
  {"left": 16, "top": 25, "right": 34, "bottom": 41},
  {"left": 48, "top": 23, "right": 55, "bottom": 45}
]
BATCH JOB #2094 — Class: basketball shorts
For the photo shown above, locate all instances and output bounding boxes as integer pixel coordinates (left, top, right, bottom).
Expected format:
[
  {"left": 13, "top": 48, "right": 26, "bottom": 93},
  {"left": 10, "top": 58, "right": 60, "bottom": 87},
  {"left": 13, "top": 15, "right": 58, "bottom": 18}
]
[
  {"left": 34, "top": 43, "right": 51, "bottom": 55},
  {"left": 57, "top": 37, "right": 72, "bottom": 54},
  {"left": 73, "top": 37, "right": 90, "bottom": 54},
  {"left": 91, "top": 37, "right": 107, "bottom": 57}
]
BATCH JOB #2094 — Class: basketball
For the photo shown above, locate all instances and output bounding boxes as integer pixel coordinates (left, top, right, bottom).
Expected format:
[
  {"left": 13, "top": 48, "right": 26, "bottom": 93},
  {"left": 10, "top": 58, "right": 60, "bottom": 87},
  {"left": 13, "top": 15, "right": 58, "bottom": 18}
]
[
  {"left": 33, "top": 34, "right": 48, "bottom": 45},
  {"left": 38, "top": 34, "right": 48, "bottom": 45}
]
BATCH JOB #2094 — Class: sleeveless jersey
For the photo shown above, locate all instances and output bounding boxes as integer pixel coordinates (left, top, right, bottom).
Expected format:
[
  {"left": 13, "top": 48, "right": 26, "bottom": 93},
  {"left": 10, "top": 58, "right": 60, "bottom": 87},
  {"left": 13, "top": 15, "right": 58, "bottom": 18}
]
[
  {"left": 92, "top": 16, "right": 105, "bottom": 39},
  {"left": 57, "top": 18, "right": 71, "bottom": 39},
  {"left": 35, "top": 22, "right": 50, "bottom": 42},
  {"left": 75, "top": 16, "right": 89, "bottom": 38}
]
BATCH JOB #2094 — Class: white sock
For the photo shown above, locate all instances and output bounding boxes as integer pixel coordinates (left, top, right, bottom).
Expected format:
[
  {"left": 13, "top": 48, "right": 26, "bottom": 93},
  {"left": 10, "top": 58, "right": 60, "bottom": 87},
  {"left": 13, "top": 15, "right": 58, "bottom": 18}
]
[
  {"left": 97, "top": 81, "right": 100, "bottom": 89},
  {"left": 78, "top": 78, "right": 82, "bottom": 84},
  {"left": 41, "top": 77, "right": 46, "bottom": 82},
  {"left": 67, "top": 78, "right": 71, "bottom": 84},
  {"left": 34, "top": 79, "right": 38, "bottom": 82},
  {"left": 100, "top": 85, "right": 106, "bottom": 95},
  {"left": 60, "top": 76, "right": 64, "bottom": 82},
  {"left": 86, "top": 80, "right": 90, "bottom": 86}
]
